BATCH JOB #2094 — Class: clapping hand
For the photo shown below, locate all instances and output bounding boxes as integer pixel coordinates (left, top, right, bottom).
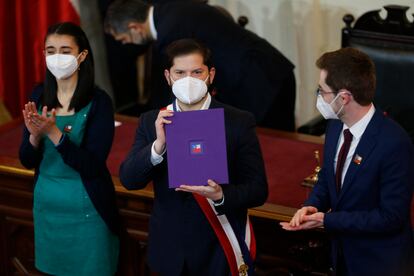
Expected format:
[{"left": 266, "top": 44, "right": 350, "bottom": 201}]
[
  {"left": 22, "top": 102, "right": 62, "bottom": 146},
  {"left": 280, "top": 206, "right": 324, "bottom": 230}
]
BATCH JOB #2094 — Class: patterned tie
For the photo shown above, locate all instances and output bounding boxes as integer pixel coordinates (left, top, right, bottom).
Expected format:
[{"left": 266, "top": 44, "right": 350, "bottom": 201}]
[{"left": 336, "top": 129, "right": 353, "bottom": 193}]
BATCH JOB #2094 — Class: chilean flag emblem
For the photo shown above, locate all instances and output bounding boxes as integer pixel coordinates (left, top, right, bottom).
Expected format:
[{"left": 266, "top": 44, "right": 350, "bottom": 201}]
[{"left": 190, "top": 142, "right": 204, "bottom": 155}]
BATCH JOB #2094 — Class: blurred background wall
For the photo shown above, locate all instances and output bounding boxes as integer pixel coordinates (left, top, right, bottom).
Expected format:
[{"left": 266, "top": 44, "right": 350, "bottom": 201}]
[{"left": 210, "top": 0, "right": 414, "bottom": 126}]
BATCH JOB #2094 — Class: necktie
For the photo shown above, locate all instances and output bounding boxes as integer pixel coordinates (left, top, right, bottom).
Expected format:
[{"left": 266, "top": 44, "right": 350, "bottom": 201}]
[{"left": 336, "top": 129, "right": 353, "bottom": 193}]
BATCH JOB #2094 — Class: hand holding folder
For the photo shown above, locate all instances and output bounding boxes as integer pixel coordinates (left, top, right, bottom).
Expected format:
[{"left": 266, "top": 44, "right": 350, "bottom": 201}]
[{"left": 165, "top": 108, "right": 229, "bottom": 188}]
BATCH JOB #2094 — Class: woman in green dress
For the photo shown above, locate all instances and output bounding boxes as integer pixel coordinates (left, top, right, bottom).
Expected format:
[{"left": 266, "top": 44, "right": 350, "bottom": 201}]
[{"left": 19, "top": 22, "right": 119, "bottom": 275}]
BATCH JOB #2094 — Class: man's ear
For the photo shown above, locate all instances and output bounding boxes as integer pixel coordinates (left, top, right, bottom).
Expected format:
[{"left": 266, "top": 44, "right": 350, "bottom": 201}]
[
  {"left": 208, "top": 67, "right": 216, "bottom": 84},
  {"left": 127, "top": 22, "right": 142, "bottom": 32},
  {"left": 164, "top": 69, "right": 172, "bottom": 85},
  {"left": 340, "top": 89, "right": 352, "bottom": 104}
]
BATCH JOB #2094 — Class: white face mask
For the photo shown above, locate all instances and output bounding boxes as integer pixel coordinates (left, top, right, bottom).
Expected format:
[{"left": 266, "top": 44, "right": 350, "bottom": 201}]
[
  {"left": 46, "top": 53, "right": 80, "bottom": 80},
  {"left": 171, "top": 75, "right": 209, "bottom": 104},
  {"left": 316, "top": 93, "right": 344, "bottom": 119}
]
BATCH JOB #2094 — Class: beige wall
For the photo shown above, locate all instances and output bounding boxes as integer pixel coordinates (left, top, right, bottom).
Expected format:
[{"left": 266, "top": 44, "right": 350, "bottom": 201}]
[{"left": 210, "top": 0, "right": 414, "bottom": 127}]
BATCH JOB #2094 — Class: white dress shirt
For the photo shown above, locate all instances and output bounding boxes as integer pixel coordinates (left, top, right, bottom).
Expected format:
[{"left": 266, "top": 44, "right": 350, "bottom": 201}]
[{"left": 334, "top": 104, "right": 375, "bottom": 187}]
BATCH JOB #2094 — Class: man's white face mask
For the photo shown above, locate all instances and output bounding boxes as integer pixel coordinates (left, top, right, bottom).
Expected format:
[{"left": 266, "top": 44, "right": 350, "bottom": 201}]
[
  {"left": 316, "top": 92, "right": 345, "bottom": 119},
  {"left": 46, "top": 53, "right": 80, "bottom": 80},
  {"left": 171, "top": 75, "right": 209, "bottom": 104}
]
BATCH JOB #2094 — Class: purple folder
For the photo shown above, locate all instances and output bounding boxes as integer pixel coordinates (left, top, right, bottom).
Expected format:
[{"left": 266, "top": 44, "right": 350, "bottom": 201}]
[{"left": 165, "top": 108, "right": 228, "bottom": 188}]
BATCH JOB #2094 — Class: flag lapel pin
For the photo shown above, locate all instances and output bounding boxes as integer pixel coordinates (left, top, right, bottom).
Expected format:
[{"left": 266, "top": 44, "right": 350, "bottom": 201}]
[
  {"left": 63, "top": 125, "right": 72, "bottom": 133},
  {"left": 353, "top": 154, "right": 362, "bottom": 165}
]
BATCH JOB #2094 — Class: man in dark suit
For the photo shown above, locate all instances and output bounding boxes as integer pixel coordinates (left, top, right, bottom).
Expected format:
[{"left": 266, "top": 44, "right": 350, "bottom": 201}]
[
  {"left": 119, "top": 39, "right": 268, "bottom": 275},
  {"left": 104, "top": 0, "right": 295, "bottom": 131},
  {"left": 281, "top": 48, "right": 414, "bottom": 276}
]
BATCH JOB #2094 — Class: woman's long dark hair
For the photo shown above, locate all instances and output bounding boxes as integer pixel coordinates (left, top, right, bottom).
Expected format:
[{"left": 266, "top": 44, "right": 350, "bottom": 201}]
[{"left": 43, "top": 22, "right": 95, "bottom": 112}]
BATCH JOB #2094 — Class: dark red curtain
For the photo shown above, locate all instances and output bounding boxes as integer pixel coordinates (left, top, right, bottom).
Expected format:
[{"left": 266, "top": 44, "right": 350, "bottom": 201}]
[{"left": 0, "top": 0, "right": 80, "bottom": 118}]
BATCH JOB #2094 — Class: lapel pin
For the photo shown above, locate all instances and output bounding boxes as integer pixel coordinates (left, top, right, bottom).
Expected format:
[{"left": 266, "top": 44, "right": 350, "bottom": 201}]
[
  {"left": 353, "top": 154, "right": 362, "bottom": 165},
  {"left": 63, "top": 125, "right": 72, "bottom": 133}
]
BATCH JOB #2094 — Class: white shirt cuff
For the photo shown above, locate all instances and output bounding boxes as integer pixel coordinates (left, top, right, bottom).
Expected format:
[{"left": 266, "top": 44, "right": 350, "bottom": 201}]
[
  {"left": 213, "top": 195, "right": 225, "bottom": 206},
  {"left": 150, "top": 141, "right": 165, "bottom": 166}
]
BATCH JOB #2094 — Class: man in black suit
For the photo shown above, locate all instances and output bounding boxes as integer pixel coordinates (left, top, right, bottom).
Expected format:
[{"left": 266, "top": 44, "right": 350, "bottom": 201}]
[
  {"left": 119, "top": 39, "right": 268, "bottom": 275},
  {"left": 104, "top": 0, "right": 295, "bottom": 131}
]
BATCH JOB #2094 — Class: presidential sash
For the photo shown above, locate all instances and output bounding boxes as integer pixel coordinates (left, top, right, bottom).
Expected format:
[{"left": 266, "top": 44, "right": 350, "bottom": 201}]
[{"left": 193, "top": 194, "right": 256, "bottom": 276}]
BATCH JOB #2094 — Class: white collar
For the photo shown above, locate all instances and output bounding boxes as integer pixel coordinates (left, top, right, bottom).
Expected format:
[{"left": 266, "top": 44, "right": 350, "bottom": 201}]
[
  {"left": 167, "top": 93, "right": 212, "bottom": 111},
  {"left": 344, "top": 104, "right": 376, "bottom": 139},
  {"left": 148, "top": 6, "right": 157, "bottom": 40}
]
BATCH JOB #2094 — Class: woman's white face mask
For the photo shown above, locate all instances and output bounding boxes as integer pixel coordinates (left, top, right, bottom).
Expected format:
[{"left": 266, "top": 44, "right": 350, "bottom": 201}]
[
  {"left": 46, "top": 53, "right": 81, "bottom": 80},
  {"left": 316, "top": 92, "right": 345, "bottom": 119},
  {"left": 171, "top": 75, "right": 209, "bottom": 104}
]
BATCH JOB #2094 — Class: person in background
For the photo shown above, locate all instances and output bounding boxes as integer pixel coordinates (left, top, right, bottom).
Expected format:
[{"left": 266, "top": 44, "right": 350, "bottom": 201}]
[
  {"left": 281, "top": 48, "right": 414, "bottom": 276},
  {"left": 104, "top": 0, "right": 296, "bottom": 131},
  {"left": 119, "top": 38, "right": 268, "bottom": 275},
  {"left": 19, "top": 22, "right": 119, "bottom": 275}
]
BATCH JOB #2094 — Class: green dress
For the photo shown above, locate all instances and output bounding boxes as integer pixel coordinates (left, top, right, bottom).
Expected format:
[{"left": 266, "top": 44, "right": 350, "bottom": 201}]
[{"left": 33, "top": 103, "right": 119, "bottom": 275}]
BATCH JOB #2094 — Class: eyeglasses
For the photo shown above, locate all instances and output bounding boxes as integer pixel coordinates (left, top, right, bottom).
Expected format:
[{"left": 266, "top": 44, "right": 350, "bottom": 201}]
[{"left": 316, "top": 88, "right": 336, "bottom": 97}]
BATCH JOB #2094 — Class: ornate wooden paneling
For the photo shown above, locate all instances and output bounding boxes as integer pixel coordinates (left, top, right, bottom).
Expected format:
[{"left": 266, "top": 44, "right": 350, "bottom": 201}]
[{"left": 0, "top": 170, "right": 37, "bottom": 275}]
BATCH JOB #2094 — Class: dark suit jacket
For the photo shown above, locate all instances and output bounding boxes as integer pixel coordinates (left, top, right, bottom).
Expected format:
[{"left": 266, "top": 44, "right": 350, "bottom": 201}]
[
  {"left": 305, "top": 109, "right": 414, "bottom": 276},
  {"left": 119, "top": 98, "right": 268, "bottom": 275},
  {"left": 148, "top": 2, "right": 295, "bottom": 130},
  {"left": 19, "top": 85, "right": 120, "bottom": 235}
]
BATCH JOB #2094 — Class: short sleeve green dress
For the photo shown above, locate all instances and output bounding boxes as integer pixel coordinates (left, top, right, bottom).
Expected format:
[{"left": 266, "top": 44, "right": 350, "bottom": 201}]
[{"left": 33, "top": 103, "right": 119, "bottom": 275}]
